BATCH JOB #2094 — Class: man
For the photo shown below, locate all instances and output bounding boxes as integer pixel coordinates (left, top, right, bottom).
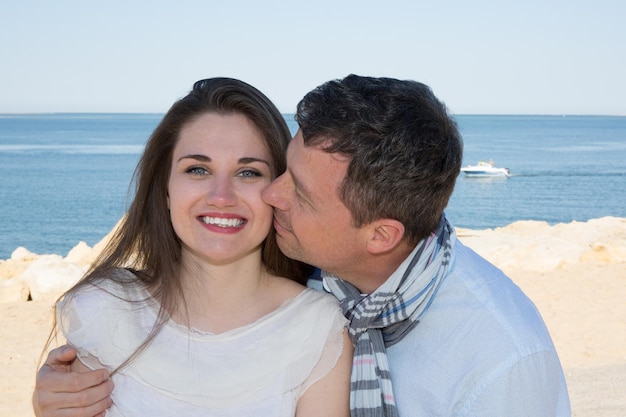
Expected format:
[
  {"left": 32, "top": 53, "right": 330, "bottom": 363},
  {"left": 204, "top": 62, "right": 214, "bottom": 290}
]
[{"left": 34, "top": 75, "right": 570, "bottom": 416}]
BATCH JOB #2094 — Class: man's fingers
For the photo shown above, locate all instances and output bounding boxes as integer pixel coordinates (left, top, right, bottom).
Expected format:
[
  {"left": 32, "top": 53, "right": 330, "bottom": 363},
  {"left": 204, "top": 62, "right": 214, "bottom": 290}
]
[
  {"left": 68, "top": 394, "right": 114, "bottom": 417},
  {"left": 57, "top": 382, "right": 114, "bottom": 415},
  {"left": 42, "top": 345, "right": 77, "bottom": 372},
  {"left": 40, "top": 367, "right": 111, "bottom": 393},
  {"left": 34, "top": 377, "right": 113, "bottom": 417},
  {"left": 33, "top": 345, "right": 113, "bottom": 417}
]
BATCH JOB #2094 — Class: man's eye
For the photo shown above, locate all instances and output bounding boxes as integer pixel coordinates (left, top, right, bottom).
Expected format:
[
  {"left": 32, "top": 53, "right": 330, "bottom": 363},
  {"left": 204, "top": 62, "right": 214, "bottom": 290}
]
[{"left": 295, "top": 189, "right": 308, "bottom": 204}]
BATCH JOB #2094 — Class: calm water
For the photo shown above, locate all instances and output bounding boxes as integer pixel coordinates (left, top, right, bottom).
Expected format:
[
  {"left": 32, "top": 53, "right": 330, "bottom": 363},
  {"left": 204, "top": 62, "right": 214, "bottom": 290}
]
[
  {"left": 449, "top": 115, "right": 626, "bottom": 229},
  {"left": 1, "top": 114, "right": 625, "bottom": 259}
]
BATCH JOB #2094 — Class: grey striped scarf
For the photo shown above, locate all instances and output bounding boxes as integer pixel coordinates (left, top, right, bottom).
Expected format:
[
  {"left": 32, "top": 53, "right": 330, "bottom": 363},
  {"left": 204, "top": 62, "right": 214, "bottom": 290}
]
[{"left": 323, "top": 216, "right": 455, "bottom": 417}]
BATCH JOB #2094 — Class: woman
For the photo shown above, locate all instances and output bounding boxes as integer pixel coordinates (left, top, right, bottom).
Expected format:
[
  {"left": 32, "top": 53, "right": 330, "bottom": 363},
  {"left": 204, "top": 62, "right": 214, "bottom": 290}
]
[{"left": 50, "top": 78, "right": 352, "bottom": 416}]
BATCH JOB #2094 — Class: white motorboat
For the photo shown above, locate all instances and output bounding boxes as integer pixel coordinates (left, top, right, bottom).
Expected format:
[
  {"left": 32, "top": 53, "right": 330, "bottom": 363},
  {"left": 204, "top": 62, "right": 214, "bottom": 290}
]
[{"left": 460, "top": 160, "right": 510, "bottom": 177}]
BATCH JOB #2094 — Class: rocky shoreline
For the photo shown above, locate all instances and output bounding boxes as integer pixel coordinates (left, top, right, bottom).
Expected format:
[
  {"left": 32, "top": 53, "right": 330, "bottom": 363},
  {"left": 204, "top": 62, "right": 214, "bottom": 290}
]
[{"left": 1, "top": 216, "right": 625, "bottom": 416}]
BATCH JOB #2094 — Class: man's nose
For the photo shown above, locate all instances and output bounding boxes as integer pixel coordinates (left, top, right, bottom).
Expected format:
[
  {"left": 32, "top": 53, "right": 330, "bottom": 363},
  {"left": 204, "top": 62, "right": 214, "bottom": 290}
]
[{"left": 262, "top": 174, "right": 286, "bottom": 209}]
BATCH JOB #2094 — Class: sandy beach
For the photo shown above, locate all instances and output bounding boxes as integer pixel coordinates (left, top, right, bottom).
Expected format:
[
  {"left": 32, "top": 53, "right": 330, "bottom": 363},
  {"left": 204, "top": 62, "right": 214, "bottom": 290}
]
[{"left": 1, "top": 216, "right": 625, "bottom": 416}]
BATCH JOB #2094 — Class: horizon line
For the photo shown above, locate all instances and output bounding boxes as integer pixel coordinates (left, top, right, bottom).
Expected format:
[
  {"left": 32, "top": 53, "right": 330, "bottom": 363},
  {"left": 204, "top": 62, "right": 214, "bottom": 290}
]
[{"left": 1, "top": 112, "right": 625, "bottom": 118}]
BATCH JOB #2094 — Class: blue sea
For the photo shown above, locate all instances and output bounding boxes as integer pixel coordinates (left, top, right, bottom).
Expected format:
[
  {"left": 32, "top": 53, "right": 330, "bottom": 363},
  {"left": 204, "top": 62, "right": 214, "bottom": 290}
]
[{"left": 1, "top": 113, "right": 625, "bottom": 260}]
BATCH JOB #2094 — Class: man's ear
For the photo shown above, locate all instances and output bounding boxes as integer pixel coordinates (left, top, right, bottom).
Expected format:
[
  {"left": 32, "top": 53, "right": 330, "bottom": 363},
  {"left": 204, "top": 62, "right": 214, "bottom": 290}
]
[{"left": 365, "top": 219, "right": 405, "bottom": 254}]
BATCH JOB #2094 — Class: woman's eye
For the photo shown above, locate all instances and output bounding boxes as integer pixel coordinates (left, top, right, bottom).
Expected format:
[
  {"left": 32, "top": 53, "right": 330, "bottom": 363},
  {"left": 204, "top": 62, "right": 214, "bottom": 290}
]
[
  {"left": 187, "top": 166, "right": 209, "bottom": 176},
  {"left": 238, "top": 169, "right": 262, "bottom": 178}
]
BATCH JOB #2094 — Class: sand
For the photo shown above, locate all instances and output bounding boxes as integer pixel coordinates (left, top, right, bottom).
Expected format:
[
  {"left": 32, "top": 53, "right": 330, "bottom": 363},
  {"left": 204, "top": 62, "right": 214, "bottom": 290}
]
[{"left": 1, "top": 216, "right": 625, "bottom": 416}]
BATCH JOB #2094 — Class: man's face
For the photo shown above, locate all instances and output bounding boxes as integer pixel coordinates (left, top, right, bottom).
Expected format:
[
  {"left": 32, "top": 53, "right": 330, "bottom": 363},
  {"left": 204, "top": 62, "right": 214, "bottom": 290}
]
[{"left": 262, "top": 131, "right": 366, "bottom": 278}]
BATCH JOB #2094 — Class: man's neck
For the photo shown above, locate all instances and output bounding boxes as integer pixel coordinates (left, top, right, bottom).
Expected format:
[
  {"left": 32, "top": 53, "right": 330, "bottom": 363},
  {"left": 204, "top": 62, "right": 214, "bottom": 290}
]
[{"left": 329, "top": 243, "right": 415, "bottom": 294}]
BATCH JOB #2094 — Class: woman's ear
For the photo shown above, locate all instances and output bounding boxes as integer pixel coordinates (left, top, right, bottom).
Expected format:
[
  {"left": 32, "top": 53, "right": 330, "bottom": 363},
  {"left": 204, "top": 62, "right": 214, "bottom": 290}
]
[{"left": 365, "top": 219, "right": 405, "bottom": 255}]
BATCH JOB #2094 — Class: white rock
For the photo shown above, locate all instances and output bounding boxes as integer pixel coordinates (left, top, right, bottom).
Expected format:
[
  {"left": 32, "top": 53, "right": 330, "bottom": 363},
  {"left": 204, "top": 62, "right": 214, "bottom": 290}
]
[
  {"left": 65, "top": 241, "right": 95, "bottom": 266},
  {"left": 19, "top": 255, "right": 87, "bottom": 301},
  {"left": 0, "top": 277, "right": 30, "bottom": 303},
  {"left": 11, "top": 247, "right": 37, "bottom": 261}
]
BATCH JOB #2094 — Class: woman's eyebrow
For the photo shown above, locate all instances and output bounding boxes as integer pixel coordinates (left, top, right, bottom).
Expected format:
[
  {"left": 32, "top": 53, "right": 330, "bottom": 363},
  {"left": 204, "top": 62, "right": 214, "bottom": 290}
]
[
  {"left": 177, "top": 154, "right": 211, "bottom": 163},
  {"left": 177, "top": 154, "right": 270, "bottom": 167}
]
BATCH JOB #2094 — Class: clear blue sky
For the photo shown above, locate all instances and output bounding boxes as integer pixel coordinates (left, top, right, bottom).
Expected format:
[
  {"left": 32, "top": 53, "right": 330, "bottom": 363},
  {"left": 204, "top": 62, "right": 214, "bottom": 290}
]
[{"left": 1, "top": 0, "right": 624, "bottom": 115}]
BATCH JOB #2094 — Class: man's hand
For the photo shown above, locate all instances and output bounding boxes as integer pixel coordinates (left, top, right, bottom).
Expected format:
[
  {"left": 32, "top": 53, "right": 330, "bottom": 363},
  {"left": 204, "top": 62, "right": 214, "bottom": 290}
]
[{"left": 33, "top": 345, "right": 113, "bottom": 417}]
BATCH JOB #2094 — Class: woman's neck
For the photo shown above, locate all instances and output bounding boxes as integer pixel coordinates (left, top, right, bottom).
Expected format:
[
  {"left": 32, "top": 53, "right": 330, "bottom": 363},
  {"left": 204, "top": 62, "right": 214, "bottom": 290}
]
[{"left": 171, "top": 252, "right": 281, "bottom": 334}]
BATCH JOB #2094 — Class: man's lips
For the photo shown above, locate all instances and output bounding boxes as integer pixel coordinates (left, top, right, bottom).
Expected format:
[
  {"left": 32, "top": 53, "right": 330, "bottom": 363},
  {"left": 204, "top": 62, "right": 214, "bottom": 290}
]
[{"left": 272, "top": 213, "right": 291, "bottom": 234}]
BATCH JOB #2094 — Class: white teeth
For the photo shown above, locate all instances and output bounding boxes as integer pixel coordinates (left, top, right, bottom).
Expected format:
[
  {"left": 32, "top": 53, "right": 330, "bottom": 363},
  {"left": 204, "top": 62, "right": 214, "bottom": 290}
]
[{"left": 202, "top": 216, "right": 245, "bottom": 228}]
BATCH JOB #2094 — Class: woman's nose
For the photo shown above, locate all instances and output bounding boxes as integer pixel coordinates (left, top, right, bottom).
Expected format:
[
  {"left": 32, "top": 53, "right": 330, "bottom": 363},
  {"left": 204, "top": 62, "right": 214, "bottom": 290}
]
[{"left": 206, "top": 176, "right": 237, "bottom": 207}]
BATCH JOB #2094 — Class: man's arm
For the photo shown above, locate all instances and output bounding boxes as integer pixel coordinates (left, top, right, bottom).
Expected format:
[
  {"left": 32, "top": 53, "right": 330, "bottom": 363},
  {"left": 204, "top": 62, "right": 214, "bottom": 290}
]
[
  {"left": 469, "top": 352, "right": 571, "bottom": 417},
  {"left": 33, "top": 345, "right": 114, "bottom": 417}
]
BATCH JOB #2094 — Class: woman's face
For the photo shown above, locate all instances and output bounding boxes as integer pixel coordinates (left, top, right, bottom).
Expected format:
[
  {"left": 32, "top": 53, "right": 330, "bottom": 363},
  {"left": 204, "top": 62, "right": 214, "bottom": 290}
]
[{"left": 168, "top": 112, "right": 275, "bottom": 266}]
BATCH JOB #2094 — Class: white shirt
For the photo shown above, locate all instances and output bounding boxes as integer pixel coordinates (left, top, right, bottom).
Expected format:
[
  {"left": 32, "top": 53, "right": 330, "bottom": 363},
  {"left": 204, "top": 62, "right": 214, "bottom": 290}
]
[
  {"left": 308, "top": 239, "right": 570, "bottom": 416},
  {"left": 58, "top": 269, "right": 348, "bottom": 417},
  {"left": 386, "top": 241, "right": 571, "bottom": 416}
]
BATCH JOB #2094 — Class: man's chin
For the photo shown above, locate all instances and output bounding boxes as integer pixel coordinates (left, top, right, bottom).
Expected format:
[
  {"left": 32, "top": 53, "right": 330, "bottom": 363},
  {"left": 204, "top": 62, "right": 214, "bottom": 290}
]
[
  {"left": 275, "top": 236, "right": 303, "bottom": 262},
  {"left": 275, "top": 235, "right": 290, "bottom": 253}
]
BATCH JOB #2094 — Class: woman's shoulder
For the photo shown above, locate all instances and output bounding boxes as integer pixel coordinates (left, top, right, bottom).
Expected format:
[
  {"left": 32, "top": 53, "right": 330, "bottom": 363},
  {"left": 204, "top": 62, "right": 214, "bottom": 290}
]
[
  {"left": 260, "top": 274, "right": 342, "bottom": 328},
  {"left": 82, "top": 268, "right": 147, "bottom": 295},
  {"left": 58, "top": 268, "right": 152, "bottom": 317},
  {"left": 295, "top": 287, "right": 342, "bottom": 313},
  {"left": 268, "top": 274, "right": 339, "bottom": 306},
  {"left": 57, "top": 269, "right": 158, "bottom": 370}
]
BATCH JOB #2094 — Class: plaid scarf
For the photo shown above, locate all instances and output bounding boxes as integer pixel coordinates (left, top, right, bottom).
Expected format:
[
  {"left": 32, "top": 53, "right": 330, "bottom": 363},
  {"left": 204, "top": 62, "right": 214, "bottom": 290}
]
[{"left": 323, "top": 216, "right": 455, "bottom": 417}]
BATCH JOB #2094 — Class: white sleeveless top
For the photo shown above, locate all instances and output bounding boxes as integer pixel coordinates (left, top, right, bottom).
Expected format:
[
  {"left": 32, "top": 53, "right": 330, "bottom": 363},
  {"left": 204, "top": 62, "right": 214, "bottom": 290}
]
[{"left": 57, "top": 269, "right": 348, "bottom": 416}]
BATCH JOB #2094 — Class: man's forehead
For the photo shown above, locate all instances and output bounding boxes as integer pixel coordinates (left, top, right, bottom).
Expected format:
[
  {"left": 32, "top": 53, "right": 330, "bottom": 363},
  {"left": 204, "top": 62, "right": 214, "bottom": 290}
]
[
  {"left": 288, "top": 132, "right": 349, "bottom": 164},
  {"left": 287, "top": 132, "right": 316, "bottom": 164},
  {"left": 286, "top": 134, "right": 314, "bottom": 179}
]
